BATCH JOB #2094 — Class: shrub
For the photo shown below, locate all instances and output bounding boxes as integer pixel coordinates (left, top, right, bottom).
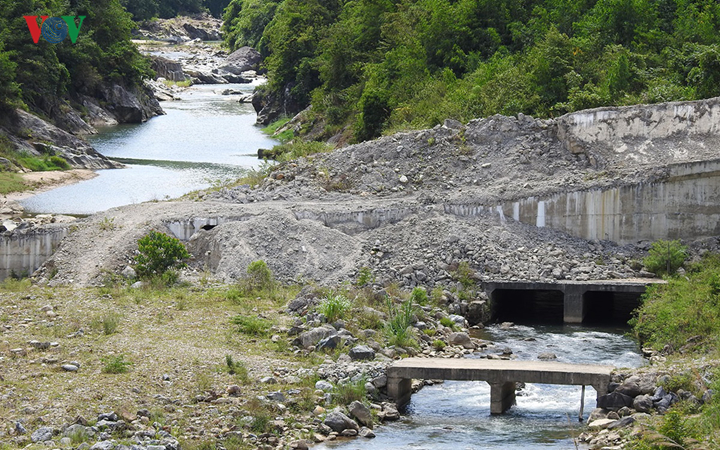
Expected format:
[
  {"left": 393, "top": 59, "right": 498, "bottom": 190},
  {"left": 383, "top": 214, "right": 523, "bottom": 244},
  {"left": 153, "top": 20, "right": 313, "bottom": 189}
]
[
  {"left": 101, "top": 355, "right": 132, "bottom": 374},
  {"left": 433, "top": 339, "right": 446, "bottom": 350},
  {"left": 134, "top": 231, "right": 190, "bottom": 278},
  {"left": 224, "top": 355, "right": 250, "bottom": 383},
  {"left": 385, "top": 298, "right": 418, "bottom": 348},
  {"left": 440, "top": 317, "right": 458, "bottom": 330},
  {"left": 355, "top": 267, "right": 375, "bottom": 286},
  {"left": 643, "top": 240, "right": 687, "bottom": 276},
  {"left": 231, "top": 315, "right": 271, "bottom": 336},
  {"left": 410, "top": 287, "right": 428, "bottom": 305},
  {"left": 334, "top": 378, "right": 367, "bottom": 405},
  {"left": 453, "top": 261, "right": 476, "bottom": 288},
  {"left": 244, "top": 260, "right": 275, "bottom": 293},
  {"left": 318, "top": 293, "right": 350, "bottom": 322}
]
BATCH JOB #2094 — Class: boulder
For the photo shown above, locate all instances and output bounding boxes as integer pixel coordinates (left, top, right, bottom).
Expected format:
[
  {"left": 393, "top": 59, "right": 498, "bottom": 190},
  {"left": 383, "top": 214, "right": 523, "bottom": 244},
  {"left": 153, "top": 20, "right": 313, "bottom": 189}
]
[
  {"left": 596, "top": 392, "right": 634, "bottom": 410},
  {"left": 323, "top": 411, "right": 359, "bottom": 433},
  {"left": 222, "top": 47, "right": 262, "bottom": 74},
  {"left": 538, "top": 352, "right": 557, "bottom": 360},
  {"left": 448, "top": 332, "right": 475, "bottom": 349},
  {"left": 294, "top": 325, "right": 335, "bottom": 348},
  {"left": 317, "top": 334, "right": 341, "bottom": 350},
  {"left": 615, "top": 376, "right": 642, "bottom": 397},
  {"left": 632, "top": 394, "right": 653, "bottom": 413},
  {"left": 348, "top": 401, "right": 373, "bottom": 428},
  {"left": 349, "top": 345, "right": 375, "bottom": 361},
  {"left": 467, "top": 300, "right": 489, "bottom": 325},
  {"left": 97, "top": 83, "right": 163, "bottom": 124},
  {"left": 31, "top": 427, "right": 54, "bottom": 443}
]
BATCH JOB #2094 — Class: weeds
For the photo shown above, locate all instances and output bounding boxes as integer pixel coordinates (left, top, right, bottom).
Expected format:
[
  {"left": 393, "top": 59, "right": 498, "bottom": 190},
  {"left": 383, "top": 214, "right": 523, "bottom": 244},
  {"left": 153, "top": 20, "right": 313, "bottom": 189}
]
[
  {"left": 231, "top": 315, "right": 271, "bottom": 336},
  {"left": 385, "top": 298, "right": 418, "bottom": 348},
  {"left": 224, "top": 355, "right": 250, "bottom": 384},
  {"left": 101, "top": 355, "right": 132, "bottom": 374},
  {"left": 91, "top": 311, "right": 121, "bottom": 335},
  {"left": 333, "top": 377, "right": 367, "bottom": 405},
  {"left": 318, "top": 293, "right": 351, "bottom": 322},
  {"left": 355, "top": 267, "right": 375, "bottom": 287}
]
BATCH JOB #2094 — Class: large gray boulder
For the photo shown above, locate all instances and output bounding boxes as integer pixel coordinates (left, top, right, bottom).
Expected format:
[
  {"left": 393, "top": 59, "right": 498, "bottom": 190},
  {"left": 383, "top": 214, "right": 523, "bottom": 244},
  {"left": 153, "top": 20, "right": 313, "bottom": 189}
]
[
  {"left": 221, "top": 47, "right": 262, "bottom": 74},
  {"left": 632, "top": 394, "right": 653, "bottom": 413},
  {"left": 151, "top": 56, "right": 190, "bottom": 82},
  {"left": 348, "top": 401, "right": 373, "bottom": 428},
  {"left": 349, "top": 345, "right": 375, "bottom": 361},
  {"left": 597, "top": 392, "right": 634, "bottom": 410},
  {"left": 323, "top": 411, "right": 359, "bottom": 433},
  {"left": 97, "top": 83, "right": 163, "bottom": 124},
  {"left": 448, "top": 332, "right": 475, "bottom": 349},
  {"left": 31, "top": 427, "right": 54, "bottom": 442},
  {"left": 294, "top": 325, "right": 335, "bottom": 348}
]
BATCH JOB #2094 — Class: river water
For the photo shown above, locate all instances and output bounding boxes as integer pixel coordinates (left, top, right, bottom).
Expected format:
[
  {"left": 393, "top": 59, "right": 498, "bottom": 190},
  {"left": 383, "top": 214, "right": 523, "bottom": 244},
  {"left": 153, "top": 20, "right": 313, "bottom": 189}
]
[
  {"left": 20, "top": 82, "right": 272, "bottom": 215},
  {"left": 320, "top": 324, "right": 643, "bottom": 450}
]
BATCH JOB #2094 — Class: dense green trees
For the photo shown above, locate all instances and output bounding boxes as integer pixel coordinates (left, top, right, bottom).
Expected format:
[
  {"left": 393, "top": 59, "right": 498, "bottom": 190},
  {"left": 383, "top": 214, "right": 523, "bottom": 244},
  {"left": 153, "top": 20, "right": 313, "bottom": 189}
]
[
  {"left": 121, "top": 0, "right": 231, "bottom": 20},
  {"left": 0, "top": 0, "right": 151, "bottom": 115},
  {"left": 224, "top": 0, "right": 720, "bottom": 141}
]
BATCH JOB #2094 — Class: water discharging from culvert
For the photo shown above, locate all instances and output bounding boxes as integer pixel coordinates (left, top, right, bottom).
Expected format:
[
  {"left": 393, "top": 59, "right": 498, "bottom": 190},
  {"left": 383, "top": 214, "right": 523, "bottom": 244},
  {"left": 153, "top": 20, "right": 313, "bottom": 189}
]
[
  {"left": 20, "top": 82, "right": 276, "bottom": 215},
  {"left": 320, "top": 324, "right": 643, "bottom": 450}
]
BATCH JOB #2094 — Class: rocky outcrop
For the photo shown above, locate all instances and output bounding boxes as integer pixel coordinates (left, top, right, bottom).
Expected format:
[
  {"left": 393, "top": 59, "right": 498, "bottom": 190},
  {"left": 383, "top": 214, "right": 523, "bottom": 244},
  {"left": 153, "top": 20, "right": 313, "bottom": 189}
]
[
  {"left": 96, "top": 83, "right": 163, "bottom": 124},
  {"left": 0, "top": 110, "right": 120, "bottom": 170},
  {"left": 136, "top": 14, "right": 222, "bottom": 42},
  {"left": 252, "top": 84, "right": 303, "bottom": 125},
  {"left": 150, "top": 56, "right": 190, "bottom": 82},
  {"left": 220, "top": 47, "right": 262, "bottom": 74}
]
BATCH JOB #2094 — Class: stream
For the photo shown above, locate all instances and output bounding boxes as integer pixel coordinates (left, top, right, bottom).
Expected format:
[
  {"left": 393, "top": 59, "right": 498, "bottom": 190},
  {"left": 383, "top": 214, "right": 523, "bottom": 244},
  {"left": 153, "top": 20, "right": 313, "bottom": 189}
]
[
  {"left": 20, "top": 82, "right": 272, "bottom": 215},
  {"left": 320, "top": 324, "right": 643, "bottom": 450}
]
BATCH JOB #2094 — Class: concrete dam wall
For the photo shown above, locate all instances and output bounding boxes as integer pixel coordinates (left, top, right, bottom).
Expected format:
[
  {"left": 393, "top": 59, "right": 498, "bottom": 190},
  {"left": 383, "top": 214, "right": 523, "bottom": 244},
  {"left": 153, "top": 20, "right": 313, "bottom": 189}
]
[
  {"left": 447, "top": 159, "right": 720, "bottom": 244},
  {"left": 0, "top": 226, "right": 68, "bottom": 280}
]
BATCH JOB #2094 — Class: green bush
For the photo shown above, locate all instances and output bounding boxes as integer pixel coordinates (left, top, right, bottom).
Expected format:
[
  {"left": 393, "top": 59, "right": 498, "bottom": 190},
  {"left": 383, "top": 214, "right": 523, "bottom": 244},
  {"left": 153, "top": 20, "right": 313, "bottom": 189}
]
[
  {"left": 643, "top": 240, "right": 688, "bottom": 276},
  {"left": 101, "top": 355, "right": 132, "bottom": 374},
  {"left": 355, "top": 267, "right": 375, "bottom": 286},
  {"left": 631, "top": 254, "right": 720, "bottom": 353},
  {"left": 433, "top": 339, "right": 446, "bottom": 350},
  {"left": 225, "top": 355, "right": 250, "bottom": 383},
  {"left": 318, "top": 293, "right": 350, "bottom": 322},
  {"left": 231, "top": 315, "right": 272, "bottom": 336},
  {"left": 134, "top": 231, "right": 190, "bottom": 279},
  {"left": 410, "top": 287, "right": 428, "bottom": 305},
  {"left": 385, "top": 298, "right": 417, "bottom": 348},
  {"left": 244, "top": 260, "right": 275, "bottom": 293},
  {"left": 333, "top": 378, "right": 367, "bottom": 405}
]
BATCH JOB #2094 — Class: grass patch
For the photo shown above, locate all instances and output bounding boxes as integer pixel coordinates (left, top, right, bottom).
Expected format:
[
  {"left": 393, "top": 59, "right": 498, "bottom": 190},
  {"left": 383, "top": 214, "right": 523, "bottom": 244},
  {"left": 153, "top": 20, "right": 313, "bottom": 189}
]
[
  {"left": 0, "top": 172, "right": 27, "bottom": 194},
  {"left": 101, "top": 354, "right": 132, "bottom": 374},
  {"left": 224, "top": 355, "right": 250, "bottom": 384},
  {"left": 630, "top": 253, "right": 720, "bottom": 354},
  {"left": 91, "top": 311, "right": 121, "bottom": 335},
  {"left": 162, "top": 79, "right": 192, "bottom": 87},
  {"left": 333, "top": 377, "right": 367, "bottom": 406},
  {"left": 317, "top": 293, "right": 351, "bottom": 322},
  {"left": 231, "top": 315, "right": 272, "bottom": 336},
  {"left": 385, "top": 298, "right": 418, "bottom": 348}
]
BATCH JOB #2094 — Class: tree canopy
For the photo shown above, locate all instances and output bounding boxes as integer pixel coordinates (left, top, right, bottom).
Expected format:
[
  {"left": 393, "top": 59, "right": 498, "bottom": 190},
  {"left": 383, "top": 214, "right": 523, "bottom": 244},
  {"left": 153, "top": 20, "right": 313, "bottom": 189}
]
[{"left": 224, "top": 0, "right": 720, "bottom": 141}]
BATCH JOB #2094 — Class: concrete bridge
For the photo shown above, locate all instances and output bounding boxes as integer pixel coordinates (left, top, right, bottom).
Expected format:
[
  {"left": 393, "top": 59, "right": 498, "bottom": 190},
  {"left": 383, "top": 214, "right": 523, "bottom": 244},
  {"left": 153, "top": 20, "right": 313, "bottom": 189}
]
[
  {"left": 485, "top": 279, "right": 664, "bottom": 324},
  {"left": 387, "top": 358, "right": 614, "bottom": 414}
]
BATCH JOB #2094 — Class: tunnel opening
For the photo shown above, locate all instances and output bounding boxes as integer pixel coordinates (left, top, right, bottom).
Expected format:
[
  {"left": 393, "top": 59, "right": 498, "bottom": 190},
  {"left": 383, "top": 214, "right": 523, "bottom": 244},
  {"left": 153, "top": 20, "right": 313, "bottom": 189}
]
[
  {"left": 582, "top": 290, "right": 643, "bottom": 325},
  {"left": 491, "top": 289, "right": 565, "bottom": 324}
]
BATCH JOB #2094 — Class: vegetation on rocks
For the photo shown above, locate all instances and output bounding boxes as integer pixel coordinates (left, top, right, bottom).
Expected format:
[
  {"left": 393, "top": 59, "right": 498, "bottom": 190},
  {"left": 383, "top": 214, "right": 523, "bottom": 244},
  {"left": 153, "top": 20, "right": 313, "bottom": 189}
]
[
  {"left": 642, "top": 239, "right": 688, "bottom": 276},
  {"left": 225, "top": 0, "right": 720, "bottom": 143},
  {"left": 133, "top": 230, "right": 191, "bottom": 279}
]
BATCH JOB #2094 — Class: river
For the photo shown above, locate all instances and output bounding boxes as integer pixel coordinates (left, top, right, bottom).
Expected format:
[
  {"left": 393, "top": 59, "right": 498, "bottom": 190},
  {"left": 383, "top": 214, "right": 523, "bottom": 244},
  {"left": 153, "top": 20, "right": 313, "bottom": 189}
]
[
  {"left": 20, "top": 82, "right": 273, "bottom": 215},
  {"left": 320, "top": 324, "right": 643, "bottom": 450}
]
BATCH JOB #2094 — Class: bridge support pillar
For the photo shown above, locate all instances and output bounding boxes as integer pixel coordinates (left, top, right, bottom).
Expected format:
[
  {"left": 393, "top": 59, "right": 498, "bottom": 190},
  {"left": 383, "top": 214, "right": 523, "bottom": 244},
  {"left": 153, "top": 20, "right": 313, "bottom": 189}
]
[
  {"left": 490, "top": 381, "right": 517, "bottom": 414},
  {"left": 387, "top": 376, "right": 412, "bottom": 409},
  {"left": 564, "top": 286, "right": 586, "bottom": 323}
]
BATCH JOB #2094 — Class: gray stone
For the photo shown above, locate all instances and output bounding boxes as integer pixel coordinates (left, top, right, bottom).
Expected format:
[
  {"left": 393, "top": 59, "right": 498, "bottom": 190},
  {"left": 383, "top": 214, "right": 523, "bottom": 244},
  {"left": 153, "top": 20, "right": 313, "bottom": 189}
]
[
  {"left": 348, "top": 401, "right": 373, "bottom": 428},
  {"left": 31, "top": 427, "right": 54, "bottom": 443},
  {"left": 317, "top": 334, "right": 341, "bottom": 350},
  {"left": 267, "top": 391, "right": 286, "bottom": 402},
  {"left": 615, "top": 376, "right": 642, "bottom": 397},
  {"left": 90, "top": 442, "right": 115, "bottom": 450},
  {"left": 359, "top": 427, "right": 376, "bottom": 438},
  {"left": 121, "top": 266, "right": 136, "bottom": 279},
  {"left": 61, "top": 363, "right": 79, "bottom": 372},
  {"left": 349, "top": 345, "right": 375, "bottom": 361},
  {"left": 702, "top": 389, "right": 714, "bottom": 404},
  {"left": 295, "top": 325, "right": 335, "bottom": 348},
  {"left": 260, "top": 376, "right": 277, "bottom": 384},
  {"left": 14, "top": 421, "right": 26, "bottom": 435},
  {"left": 323, "top": 411, "right": 359, "bottom": 433},
  {"left": 596, "top": 392, "right": 633, "bottom": 410},
  {"left": 371, "top": 375, "right": 387, "bottom": 389},
  {"left": 608, "top": 416, "right": 636, "bottom": 429},
  {"left": 632, "top": 394, "right": 653, "bottom": 413},
  {"left": 340, "top": 428, "right": 358, "bottom": 437},
  {"left": 315, "top": 380, "right": 333, "bottom": 392},
  {"left": 538, "top": 352, "right": 557, "bottom": 361},
  {"left": 448, "top": 332, "right": 475, "bottom": 349}
]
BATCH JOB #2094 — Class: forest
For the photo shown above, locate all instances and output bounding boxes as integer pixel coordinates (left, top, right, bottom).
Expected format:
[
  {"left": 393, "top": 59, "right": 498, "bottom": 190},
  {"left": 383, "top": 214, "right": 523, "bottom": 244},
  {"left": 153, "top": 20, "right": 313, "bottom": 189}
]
[{"left": 223, "top": 0, "right": 720, "bottom": 142}]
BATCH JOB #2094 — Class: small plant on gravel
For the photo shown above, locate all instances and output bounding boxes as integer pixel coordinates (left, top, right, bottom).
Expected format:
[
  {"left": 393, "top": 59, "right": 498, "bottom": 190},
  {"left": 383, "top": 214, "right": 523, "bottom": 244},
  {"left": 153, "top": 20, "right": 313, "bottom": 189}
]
[
  {"left": 231, "top": 315, "right": 271, "bottom": 336},
  {"left": 98, "top": 217, "right": 116, "bottom": 231},
  {"left": 318, "top": 293, "right": 351, "bottom": 322},
  {"left": 224, "top": 355, "right": 250, "bottom": 383},
  {"left": 355, "top": 267, "right": 375, "bottom": 286},
  {"left": 453, "top": 261, "right": 476, "bottom": 288},
  {"left": 91, "top": 311, "right": 121, "bottom": 335},
  {"left": 643, "top": 239, "right": 688, "bottom": 276},
  {"left": 433, "top": 339, "right": 446, "bottom": 350},
  {"left": 244, "top": 398, "right": 274, "bottom": 433},
  {"left": 410, "top": 286, "right": 429, "bottom": 305},
  {"left": 134, "top": 230, "right": 190, "bottom": 279},
  {"left": 385, "top": 298, "right": 418, "bottom": 348},
  {"left": 440, "top": 317, "right": 459, "bottom": 330},
  {"left": 333, "top": 377, "right": 367, "bottom": 405},
  {"left": 239, "top": 260, "right": 276, "bottom": 295},
  {"left": 101, "top": 354, "right": 132, "bottom": 374}
]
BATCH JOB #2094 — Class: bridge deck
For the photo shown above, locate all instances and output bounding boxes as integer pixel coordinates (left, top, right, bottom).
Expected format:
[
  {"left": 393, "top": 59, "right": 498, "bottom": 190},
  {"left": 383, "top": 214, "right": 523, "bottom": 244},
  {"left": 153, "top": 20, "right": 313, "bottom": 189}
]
[
  {"left": 387, "top": 358, "right": 614, "bottom": 413},
  {"left": 389, "top": 357, "right": 614, "bottom": 385}
]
